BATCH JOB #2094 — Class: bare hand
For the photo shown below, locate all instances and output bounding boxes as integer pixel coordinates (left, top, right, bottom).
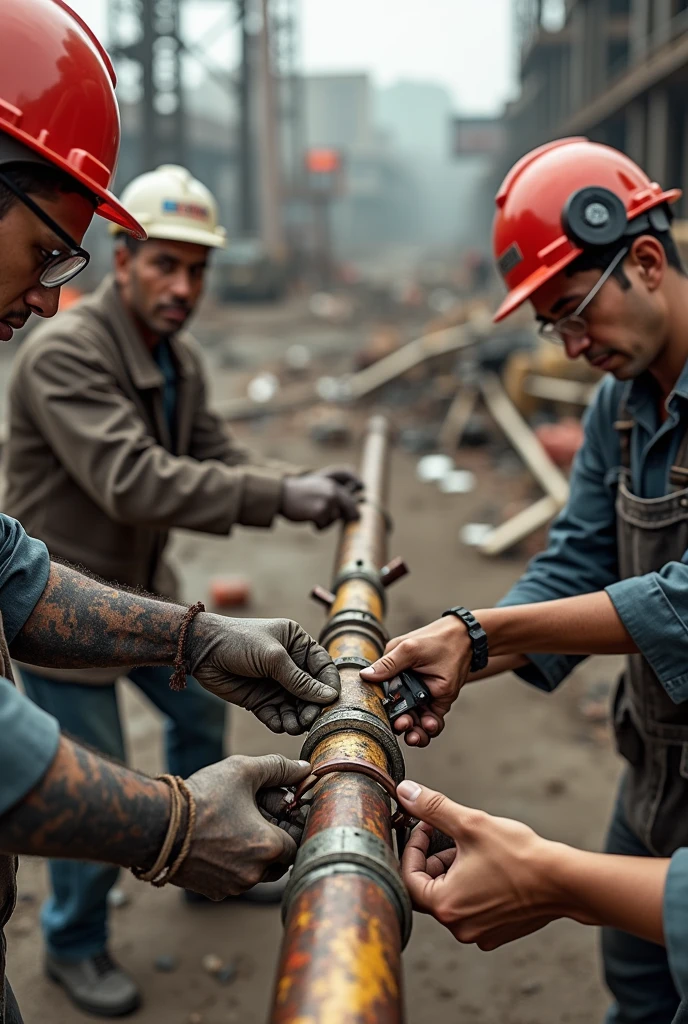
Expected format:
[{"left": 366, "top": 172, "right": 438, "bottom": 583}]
[
  {"left": 174, "top": 754, "right": 311, "bottom": 900},
  {"left": 396, "top": 779, "right": 566, "bottom": 949},
  {"left": 360, "top": 616, "right": 471, "bottom": 746},
  {"left": 280, "top": 466, "right": 362, "bottom": 529},
  {"left": 188, "top": 613, "right": 341, "bottom": 734}
]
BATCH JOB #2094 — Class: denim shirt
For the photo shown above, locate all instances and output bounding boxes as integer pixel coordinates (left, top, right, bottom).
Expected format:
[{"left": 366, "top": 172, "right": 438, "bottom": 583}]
[
  {"left": 0, "top": 514, "right": 58, "bottom": 1024},
  {"left": 499, "top": 360, "right": 688, "bottom": 703},
  {"left": 665, "top": 850, "right": 688, "bottom": 1019}
]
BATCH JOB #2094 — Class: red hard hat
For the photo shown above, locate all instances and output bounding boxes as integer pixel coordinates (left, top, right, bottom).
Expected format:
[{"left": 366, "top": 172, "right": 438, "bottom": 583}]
[
  {"left": 492, "top": 137, "right": 681, "bottom": 322},
  {"left": 0, "top": 0, "right": 145, "bottom": 239}
]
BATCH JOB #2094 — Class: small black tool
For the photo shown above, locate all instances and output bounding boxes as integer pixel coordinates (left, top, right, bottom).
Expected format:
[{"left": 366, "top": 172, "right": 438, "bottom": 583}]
[{"left": 381, "top": 669, "right": 430, "bottom": 725}]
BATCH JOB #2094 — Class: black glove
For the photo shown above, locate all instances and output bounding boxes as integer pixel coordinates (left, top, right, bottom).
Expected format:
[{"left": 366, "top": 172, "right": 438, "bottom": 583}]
[{"left": 280, "top": 466, "right": 363, "bottom": 530}]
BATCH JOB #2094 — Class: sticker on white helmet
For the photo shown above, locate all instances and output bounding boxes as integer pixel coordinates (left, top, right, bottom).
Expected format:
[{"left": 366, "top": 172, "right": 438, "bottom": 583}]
[{"left": 162, "top": 200, "right": 209, "bottom": 220}]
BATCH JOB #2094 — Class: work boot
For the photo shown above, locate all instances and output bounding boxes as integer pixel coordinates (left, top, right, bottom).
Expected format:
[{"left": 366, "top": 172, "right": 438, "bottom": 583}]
[
  {"left": 183, "top": 874, "right": 289, "bottom": 906},
  {"left": 46, "top": 951, "right": 141, "bottom": 1017}
]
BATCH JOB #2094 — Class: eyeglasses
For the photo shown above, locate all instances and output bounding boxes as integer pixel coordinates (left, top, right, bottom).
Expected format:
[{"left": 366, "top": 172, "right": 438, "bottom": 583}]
[
  {"left": 538, "top": 246, "right": 628, "bottom": 345},
  {"left": 0, "top": 170, "right": 90, "bottom": 288}
]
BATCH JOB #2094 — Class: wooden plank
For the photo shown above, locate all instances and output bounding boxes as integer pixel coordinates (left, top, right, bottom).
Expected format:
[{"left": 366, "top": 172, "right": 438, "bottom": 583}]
[
  {"left": 438, "top": 386, "right": 479, "bottom": 454},
  {"left": 523, "top": 374, "right": 597, "bottom": 406},
  {"left": 479, "top": 495, "right": 561, "bottom": 557},
  {"left": 219, "top": 321, "right": 487, "bottom": 420},
  {"left": 344, "top": 323, "right": 481, "bottom": 401},
  {"left": 479, "top": 371, "right": 570, "bottom": 506}
]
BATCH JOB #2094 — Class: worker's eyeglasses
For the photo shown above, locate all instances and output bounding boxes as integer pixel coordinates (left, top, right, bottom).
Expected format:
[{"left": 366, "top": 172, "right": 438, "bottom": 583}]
[
  {"left": 538, "top": 246, "right": 628, "bottom": 345},
  {"left": 0, "top": 170, "right": 90, "bottom": 288}
]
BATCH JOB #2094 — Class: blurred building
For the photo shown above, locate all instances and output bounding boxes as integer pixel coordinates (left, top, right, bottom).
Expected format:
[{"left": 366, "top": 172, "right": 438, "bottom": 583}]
[
  {"left": 377, "top": 81, "right": 454, "bottom": 160},
  {"left": 304, "top": 74, "right": 374, "bottom": 151},
  {"left": 303, "top": 73, "right": 420, "bottom": 255},
  {"left": 495, "top": 0, "right": 688, "bottom": 215}
]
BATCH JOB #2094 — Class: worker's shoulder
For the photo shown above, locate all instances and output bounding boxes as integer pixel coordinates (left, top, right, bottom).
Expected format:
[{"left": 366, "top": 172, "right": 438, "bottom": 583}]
[{"left": 13, "top": 294, "right": 113, "bottom": 374}]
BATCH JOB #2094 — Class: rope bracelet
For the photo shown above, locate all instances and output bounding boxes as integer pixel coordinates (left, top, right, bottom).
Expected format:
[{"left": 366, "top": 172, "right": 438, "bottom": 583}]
[
  {"left": 131, "top": 774, "right": 197, "bottom": 888},
  {"left": 169, "top": 601, "right": 206, "bottom": 692}
]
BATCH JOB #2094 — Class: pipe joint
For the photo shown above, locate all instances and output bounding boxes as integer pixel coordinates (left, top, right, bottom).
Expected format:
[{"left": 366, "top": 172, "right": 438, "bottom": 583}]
[{"left": 282, "top": 826, "right": 413, "bottom": 947}]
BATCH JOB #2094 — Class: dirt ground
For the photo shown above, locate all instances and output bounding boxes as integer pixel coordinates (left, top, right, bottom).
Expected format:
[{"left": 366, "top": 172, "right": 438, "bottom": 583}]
[{"left": 4, "top": 299, "right": 624, "bottom": 1023}]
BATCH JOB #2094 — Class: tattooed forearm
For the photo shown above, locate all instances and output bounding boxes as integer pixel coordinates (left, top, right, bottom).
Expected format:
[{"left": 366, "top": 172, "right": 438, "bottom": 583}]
[
  {"left": 0, "top": 736, "right": 170, "bottom": 867},
  {"left": 10, "top": 561, "right": 190, "bottom": 669}
]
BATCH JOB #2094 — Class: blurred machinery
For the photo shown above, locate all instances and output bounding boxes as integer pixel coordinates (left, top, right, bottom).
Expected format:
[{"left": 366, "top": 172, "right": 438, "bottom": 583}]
[{"left": 107, "top": 0, "right": 302, "bottom": 293}]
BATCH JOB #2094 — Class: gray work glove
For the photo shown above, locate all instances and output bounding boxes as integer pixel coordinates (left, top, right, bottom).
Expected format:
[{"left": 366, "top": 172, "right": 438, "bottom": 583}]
[
  {"left": 280, "top": 466, "right": 363, "bottom": 530},
  {"left": 188, "top": 613, "right": 341, "bottom": 733},
  {"left": 173, "top": 754, "right": 310, "bottom": 900}
]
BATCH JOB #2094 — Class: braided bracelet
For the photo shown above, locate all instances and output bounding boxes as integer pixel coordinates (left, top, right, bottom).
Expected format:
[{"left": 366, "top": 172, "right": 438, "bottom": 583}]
[{"left": 169, "top": 601, "right": 205, "bottom": 692}]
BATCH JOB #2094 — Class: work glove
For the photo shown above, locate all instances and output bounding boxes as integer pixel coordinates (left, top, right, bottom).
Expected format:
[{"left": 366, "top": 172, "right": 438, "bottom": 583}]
[
  {"left": 173, "top": 754, "right": 311, "bottom": 900},
  {"left": 280, "top": 465, "right": 363, "bottom": 529},
  {"left": 188, "top": 613, "right": 341, "bottom": 733}
]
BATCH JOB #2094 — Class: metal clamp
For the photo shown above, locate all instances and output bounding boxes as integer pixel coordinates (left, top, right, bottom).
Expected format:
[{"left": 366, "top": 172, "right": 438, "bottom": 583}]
[
  {"left": 319, "top": 610, "right": 389, "bottom": 654},
  {"left": 332, "top": 655, "right": 373, "bottom": 671},
  {"left": 291, "top": 756, "right": 416, "bottom": 854},
  {"left": 282, "top": 825, "right": 413, "bottom": 948},
  {"left": 292, "top": 755, "right": 397, "bottom": 807},
  {"left": 332, "top": 561, "right": 386, "bottom": 604},
  {"left": 300, "top": 706, "right": 406, "bottom": 784}
]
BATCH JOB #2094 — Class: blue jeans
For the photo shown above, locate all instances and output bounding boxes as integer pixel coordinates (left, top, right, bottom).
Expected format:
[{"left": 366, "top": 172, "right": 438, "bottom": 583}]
[
  {"left": 19, "top": 666, "right": 227, "bottom": 961},
  {"left": 602, "top": 777, "right": 680, "bottom": 1024}
]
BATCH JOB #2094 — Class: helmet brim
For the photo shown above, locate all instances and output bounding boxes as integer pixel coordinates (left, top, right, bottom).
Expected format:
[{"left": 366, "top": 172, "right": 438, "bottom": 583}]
[
  {"left": 493, "top": 249, "right": 581, "bottom": 322},
  {"left": 109, "top": 222, "right": 227, "bottom": 249},
  {"left": 0, "top": 122, "right": 147, "bottom": 240},
  {"left": 493, "top": 187, "right": 683, "bottom": 323}
]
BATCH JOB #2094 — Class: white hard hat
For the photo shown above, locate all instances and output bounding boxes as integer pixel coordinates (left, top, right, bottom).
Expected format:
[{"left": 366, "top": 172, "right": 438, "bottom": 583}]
[{"left": 111, "top": 165, "right": 227, "bottom": 248}]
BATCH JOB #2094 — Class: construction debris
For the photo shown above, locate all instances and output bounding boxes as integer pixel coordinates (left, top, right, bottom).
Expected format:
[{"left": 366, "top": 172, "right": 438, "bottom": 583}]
[
  {"left": 154, "top": 955, "right": 178, "bottom": 973},
  {"left": 535, "top": 419, "right": 585, "bottom": 468},
  {"left": 284, "top": 344, "right": 311, "bottom": 374},
  {"left": 307, "top": 408, "right": 353, "bottom": 447},
  {"left": 209, "top": 577, "right": 252, "bottom": 609},
  {"left": 416, "top": 454, "right": 454, "bottom": 483},
  {"left": 439, "top": 469, "right": 476, "bottom": 495},
  {"left": 461, "top": 523, "right": 494, "bottom": 547},
  {"left": 246, "top": 372, "right": 280, "bottom": 404},
  {"left": 106, "top": 887, "right": 130, "bottom": 909},
  {"left": 202, "top": 954, "right": 224, "bottom": 977}
]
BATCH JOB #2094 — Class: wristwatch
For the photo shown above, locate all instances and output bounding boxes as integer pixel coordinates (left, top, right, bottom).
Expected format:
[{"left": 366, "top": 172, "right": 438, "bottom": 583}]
[{"left": 441, "top": 606, "right": 489, "bottom": 672}]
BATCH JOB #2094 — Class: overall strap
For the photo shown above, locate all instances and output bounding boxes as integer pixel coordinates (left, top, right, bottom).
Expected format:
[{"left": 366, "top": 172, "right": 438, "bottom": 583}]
[
  {"left": 669, "top": 412, "right": 688, "bottom": 490},
  {"left": 613, "top": 395, "right": 633, "bottom": 472}
]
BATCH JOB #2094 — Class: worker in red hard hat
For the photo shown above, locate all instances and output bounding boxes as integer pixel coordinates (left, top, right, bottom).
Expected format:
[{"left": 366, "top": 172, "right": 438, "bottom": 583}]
[
  {"left": 0, "top": 4, "right": 342, "bottom": 1022},
  {"left": 360, "top": 137, "right": 688, "bottom": 1024}
]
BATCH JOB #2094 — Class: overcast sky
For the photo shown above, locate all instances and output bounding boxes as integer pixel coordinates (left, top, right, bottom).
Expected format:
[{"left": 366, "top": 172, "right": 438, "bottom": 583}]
[{"left": 70, "top": 0, "right": 515, "bottom": 115}]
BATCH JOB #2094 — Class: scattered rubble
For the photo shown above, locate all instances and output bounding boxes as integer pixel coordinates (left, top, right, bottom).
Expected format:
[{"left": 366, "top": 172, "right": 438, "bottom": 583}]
[
  {"left": 154, "top": 955, "right": 177, "bottom": 973},
  {"left": 460, "top": 523, "right": 494, "bottom": 547},
  {"left": 416, "top": 454, "right": 454, "bottom": 483},
  {"left": 201, "top": 953, "right": 224, "bottom": 976},
  {"left": 438, "top": 469, "right": 476, "bottom": 495},
  {"left": 209, "top": 576, "right": 252, "bottom": 609},
  {"left": 107, "top": 887, "right": 130, "bottom": 909},
  {"left": 246, "top": 372, "right": 280, "bottom": 403},
  {"left": 306, "top": 407, "right": 353, "bottom": 447}
]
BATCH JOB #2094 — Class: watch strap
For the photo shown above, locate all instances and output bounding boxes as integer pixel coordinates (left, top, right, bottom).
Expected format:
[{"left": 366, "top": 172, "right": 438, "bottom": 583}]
[{"left": 441, "top": 606, "right": 488, "bottom": 672}]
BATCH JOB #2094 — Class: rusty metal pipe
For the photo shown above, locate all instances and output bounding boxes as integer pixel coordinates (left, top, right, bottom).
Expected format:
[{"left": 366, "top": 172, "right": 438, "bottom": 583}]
[{"left": 270, "top": 416, "right": 408, "bottom": 1024}]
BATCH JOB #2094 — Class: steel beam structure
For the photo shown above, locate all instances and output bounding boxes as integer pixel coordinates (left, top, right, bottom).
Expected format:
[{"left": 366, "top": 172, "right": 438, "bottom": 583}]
[{"left": 108, "top": 0, "right": 186, "bottom": 170}]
